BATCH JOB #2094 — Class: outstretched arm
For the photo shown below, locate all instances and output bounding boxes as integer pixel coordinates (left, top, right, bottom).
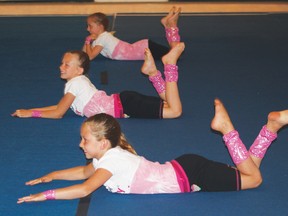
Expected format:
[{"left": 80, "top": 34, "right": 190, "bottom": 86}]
[
  {"left": 12, "top": 93, "right": 75, "bottom": 119},
  {"left": 17, "top": 164, "right": 112, "bottom": 203},
  {"left": 25, "top": 163, "right": 95, "bottom": 186}
]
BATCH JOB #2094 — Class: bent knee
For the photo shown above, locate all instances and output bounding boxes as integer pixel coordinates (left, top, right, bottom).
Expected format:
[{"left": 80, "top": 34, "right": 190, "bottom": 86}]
[
  {"left": 241, "top": 172, "right": 263, "bottom": 190},
  {"left": 252, "top": 175, "right": 263, "bottom": 188},
  {"left": 249, "top": 174, "right": 263, "bottom": 189},
  {"left": 163, "top": 107, "right": 182, "bottom": 119},
  {"left": 171, "top": 108, "right": 182, "bottom": 118}
]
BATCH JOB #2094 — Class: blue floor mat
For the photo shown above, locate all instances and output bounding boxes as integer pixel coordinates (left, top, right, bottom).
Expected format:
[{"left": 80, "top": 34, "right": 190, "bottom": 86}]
[{"left": 0, "top": 13, "right": 288, "bottom": 216}]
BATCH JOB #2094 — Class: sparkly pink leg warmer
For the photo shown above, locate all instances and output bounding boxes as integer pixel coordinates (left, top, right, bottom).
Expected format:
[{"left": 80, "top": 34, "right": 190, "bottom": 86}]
[
  {"left": 223, "top": 130, "right": 249, "bottom": 165},
  {"left": 149, "top": 70, "right": 165, "bottom": 94},
  {"left": 166, "top": 27, "right": 180, "bottom": 43},
  {"left": 164, "top": 64, "right": 178, "bottom": 82},
  {"left": 249, "top": 125, "right": 277, "bottom": 159}
]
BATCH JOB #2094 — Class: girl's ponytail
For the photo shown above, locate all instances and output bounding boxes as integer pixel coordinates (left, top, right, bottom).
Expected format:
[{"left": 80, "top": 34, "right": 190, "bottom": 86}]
[{"left": 119, "top": 133, "right": 137, "bottom": 155}]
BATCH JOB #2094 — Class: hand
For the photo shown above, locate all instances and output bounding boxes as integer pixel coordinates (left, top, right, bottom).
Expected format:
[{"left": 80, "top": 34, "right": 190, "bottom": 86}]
[
  {"left": 25, "top": 176, "right": 53, "bottom": 186},
  {"left": 11, "top": 109, "right": 32, "bottom": 118},
  {"left": 85, "top": 34, "right": 97, "bottom": 43},
  {"left": 89, "top": 34, "right": 97, "bottom": 40},
  {"left": 17, "top": 192, "right": 46, "bottom": 204}
]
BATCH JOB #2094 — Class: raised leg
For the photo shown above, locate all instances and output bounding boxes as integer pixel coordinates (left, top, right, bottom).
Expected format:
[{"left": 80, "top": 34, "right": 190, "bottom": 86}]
[
  {"left": 211, "top": 99, "right": 262, "bottom": 190},
  {"left": 249, "top": 110, "right": 288, "bottom": 167},
  {"left": 141, "top": 48, "right": 166, "bottom": 99},
  {"left": 161, "top": 42, "right": 185, "bottom": 119},
  {"left": 161, "top": 7, "right": 181, "bottom": 48}
]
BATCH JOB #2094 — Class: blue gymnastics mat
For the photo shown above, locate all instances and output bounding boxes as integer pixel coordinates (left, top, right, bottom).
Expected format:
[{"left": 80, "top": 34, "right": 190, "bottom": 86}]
[{"left": 0, "top": 13, "right": 288, "bottom": 216}]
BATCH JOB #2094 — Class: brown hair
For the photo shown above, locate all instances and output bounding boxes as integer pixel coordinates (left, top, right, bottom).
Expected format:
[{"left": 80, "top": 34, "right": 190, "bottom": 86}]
[
  {"left": 84, "top": 113, "right": 137, "bottom": 155},
  {"left": 66, "top": 50, "right": 90, "bottom": 76},
  {"left": 88, "top": 12, "right": 109, "bottom": 31}
]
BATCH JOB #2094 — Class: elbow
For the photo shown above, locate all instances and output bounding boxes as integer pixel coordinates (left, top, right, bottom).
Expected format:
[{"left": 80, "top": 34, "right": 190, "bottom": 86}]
[
  {"left": 53, "top": 110, "right": 66, "bottom": 119},
  {"left": 88, "top": 55, "right": 94, "bottom": 61},
  {"left": 79, "top": 190, "right": 92, "bottom": 198},
  {"left": 53, "top": 114, "right": 64, "bottom": 119},
  {"left": 79, "top": 186, "right": 95, "bottom": 198},
  {"left": 87, "top": 52, "right": 97, "bottom": 61}
]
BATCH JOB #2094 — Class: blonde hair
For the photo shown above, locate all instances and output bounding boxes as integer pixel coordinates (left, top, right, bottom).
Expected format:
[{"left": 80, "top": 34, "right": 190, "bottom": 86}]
[{"left": 84, "top": 113, "right": 137, "bottom": 155}]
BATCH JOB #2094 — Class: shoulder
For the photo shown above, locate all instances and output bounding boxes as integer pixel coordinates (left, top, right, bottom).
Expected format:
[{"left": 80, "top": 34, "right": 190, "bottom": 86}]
[
  {"left": 98, "top": 31, "right": 117, "bottom": 41},
  {"left": 72, "top": 75, "right": 92, "bottom": 84},
  {"left": 105, "top": 146, "right": 128, "bottom": 157},
  {"left": 93, "top": 147, "right": 141, "bottom": 175},
  {"left": 102, "top": 31, "right": 112, "bottom": 36},
  {"left": 65, "top": 76, "right": 92, "bottom": 90},
  {"left": 102, "top": 147, "right": 139, "bottom": 163}
]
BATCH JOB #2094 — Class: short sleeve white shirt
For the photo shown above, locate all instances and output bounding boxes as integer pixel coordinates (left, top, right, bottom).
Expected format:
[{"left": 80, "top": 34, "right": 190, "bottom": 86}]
[
  {"left": 92, "top": 146, "right": 181, "bottom": 194},
  {"left": 64, "top": 75, "right": 97, "bottom": 116},
  {"left": 91, "top": 31, "right": 120, "bottom": 58},
  {"left": 92, "top": 146, "right": 141, "bottom": 193}
]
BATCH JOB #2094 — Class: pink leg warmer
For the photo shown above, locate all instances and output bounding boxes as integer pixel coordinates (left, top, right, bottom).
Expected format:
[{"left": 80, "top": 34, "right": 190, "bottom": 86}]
[
  {"left": 166, "top": 27, "right": 180, "bottom": 43},
  {"left": 223, "top": 130, "right": 249, "bottom": 165},
  {"left": 164, "top": 64, "right": 178, "bottom": 82},
  {"left": 249, "top": 125, "right": 277, "bottom": 159},
  {"left": 149, "top": 70, "right": 165, "bottom": 94}
]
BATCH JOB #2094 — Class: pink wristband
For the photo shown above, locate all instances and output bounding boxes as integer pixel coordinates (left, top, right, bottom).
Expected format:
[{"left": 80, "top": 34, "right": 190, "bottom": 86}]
[
  {"left": 85, "top": 36, "right": 93, "bottom": 45},
  {"left": 43, "top": 190, "right": 56, "bottom": 200},
  {"left": 31, "top": 110, "right": 42, "bottom": 118}
]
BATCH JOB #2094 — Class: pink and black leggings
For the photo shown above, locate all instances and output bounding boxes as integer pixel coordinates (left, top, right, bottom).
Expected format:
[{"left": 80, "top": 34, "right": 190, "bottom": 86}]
[
  {"left": 175, "top": 154, "right": 241, "bottom": 192},
  {"left": 148, "top": 40, "right": 170, "bottom": 60},
  {"left": 119, "top": 90, "right": 164, "bottom": 119}
]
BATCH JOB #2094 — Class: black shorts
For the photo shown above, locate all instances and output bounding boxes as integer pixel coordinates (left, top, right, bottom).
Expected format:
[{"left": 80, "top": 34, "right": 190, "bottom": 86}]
[
  {"left": 148, "top": 40, "right": 170, "bottom": 60},
  {"left": 175, "top": 154, "right": 241, "bottom": 192},
  {"left": 119, "top": 91, "right": 164, "bottom": 119}
]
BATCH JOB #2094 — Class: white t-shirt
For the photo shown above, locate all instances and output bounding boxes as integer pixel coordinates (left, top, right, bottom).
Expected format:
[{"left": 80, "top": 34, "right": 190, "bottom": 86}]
[
  {"left": 92, "top": 31, "right": 119, "bottom": 59},
  {"left": 64, "top": 75, "right": 97, "bottom": 116},
  {"left": 92, "top": 146, "right": 181, "bottom": 194},
  {"left": 93, "top": 146, "right": 141, "bottom": 193}
]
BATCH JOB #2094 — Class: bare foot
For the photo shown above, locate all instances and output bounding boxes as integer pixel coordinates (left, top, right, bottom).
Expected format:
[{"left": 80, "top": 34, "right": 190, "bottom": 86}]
[
  {"left": 167, "top": 7, "right": 181, "bottom": 28},
  {"left": 161, "top": 7, "right": 176, "bottom": 28},
  {"left": 162, "top": 42, "right": 185, "bottom": 65},
  {"left": 141, "top": 48, "right": 158, "bottom": 76},
  {"left": 266, "top": 110, "right": 288, "bottom": 133},
  {"left": 211, "top": 99, "right": 235, "bottom": 135}
]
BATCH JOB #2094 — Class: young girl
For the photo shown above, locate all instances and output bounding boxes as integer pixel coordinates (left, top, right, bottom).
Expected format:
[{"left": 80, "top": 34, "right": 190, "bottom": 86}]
[
  {"left": 17, "top": 99, "right": 288, "bottom": 203},
  {"left": 82, "top": 7, "right": 181, "bottom": 61},
  {"left": 12, "top": 42, "right": 185, "bottom": 119}
]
